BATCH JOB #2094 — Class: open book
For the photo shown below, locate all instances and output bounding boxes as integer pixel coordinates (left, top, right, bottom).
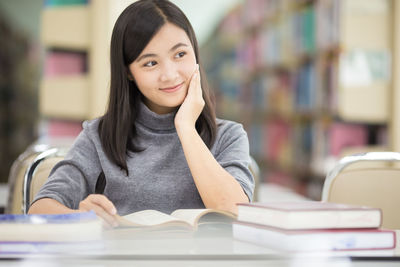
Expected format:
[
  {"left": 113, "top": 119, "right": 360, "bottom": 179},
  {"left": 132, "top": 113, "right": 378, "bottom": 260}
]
[{"left": 115, "top": 209, "right": 237, "bottom": 230}]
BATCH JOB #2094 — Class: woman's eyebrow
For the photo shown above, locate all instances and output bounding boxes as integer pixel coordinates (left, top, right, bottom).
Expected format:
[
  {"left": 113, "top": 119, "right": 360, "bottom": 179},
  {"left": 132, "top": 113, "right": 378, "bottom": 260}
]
[
  {"left": 136, "top": 53, "right": 157, "bottom": 62},
  {"left": 136, "top": 43, "right": 189, "bottom": 62},
  {"left": 169, "top": 42, "right": 188, "bottom": 52}
]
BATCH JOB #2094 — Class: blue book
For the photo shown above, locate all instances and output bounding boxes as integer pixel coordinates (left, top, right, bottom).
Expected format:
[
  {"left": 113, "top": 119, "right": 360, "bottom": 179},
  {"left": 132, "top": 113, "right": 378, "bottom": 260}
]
[
  {"left": 44, "top": 0, "right": 88, "bottom": 7},
  {"left": 0, "top": 211, "right": 97, "bottom": 224},
  {"left": 0, "top": 240, "right": 104, "bottom": 254},
  {"left": 0, "top": 211, "right": 103, "bottom": 247}
]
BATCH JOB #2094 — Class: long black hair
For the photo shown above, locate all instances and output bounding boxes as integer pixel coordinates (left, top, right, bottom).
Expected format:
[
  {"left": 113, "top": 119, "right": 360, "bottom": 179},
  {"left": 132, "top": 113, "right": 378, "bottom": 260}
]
[{"left": 98, "top": 0, "right": 217, "bottom": 175}]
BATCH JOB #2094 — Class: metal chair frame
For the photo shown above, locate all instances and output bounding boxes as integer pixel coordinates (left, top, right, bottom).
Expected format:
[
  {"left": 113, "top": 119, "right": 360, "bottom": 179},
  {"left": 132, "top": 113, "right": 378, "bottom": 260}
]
[
  {"left": 6, "top": 143, "right": 52, "bottom": 214},
  {"left": 322, "top": 151, "right": 400, "bottom": 202},
  {"left": 22, "top": 147, "right": 68, "bottom": 214}
]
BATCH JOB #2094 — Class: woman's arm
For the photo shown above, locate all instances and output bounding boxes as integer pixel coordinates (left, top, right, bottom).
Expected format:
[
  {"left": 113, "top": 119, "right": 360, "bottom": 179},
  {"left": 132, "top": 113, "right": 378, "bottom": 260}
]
[
  {"left": 175, "top": 66, "right": 249, "bottom": 214},
  {"left": 176, "top": 127, "right": 249, "bottom": 214},
  {"left": 29, "top": 198, "right": 76, "bottom": 214},
  {"left": 29, "top": 195, "right": 119, "bottom": 227},
  {"left": 28, "top": 121, "right": 119, "bottom": 226}
]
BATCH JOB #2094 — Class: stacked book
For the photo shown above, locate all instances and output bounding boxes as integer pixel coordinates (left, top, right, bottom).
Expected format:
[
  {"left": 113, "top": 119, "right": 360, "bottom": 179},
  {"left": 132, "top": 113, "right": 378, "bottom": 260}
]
[
  {"left": 233, "top": 201, "right": 396, "bottom": 252},
  {"left": 0, "top": 211, "right": 103, "bottom": 254}
]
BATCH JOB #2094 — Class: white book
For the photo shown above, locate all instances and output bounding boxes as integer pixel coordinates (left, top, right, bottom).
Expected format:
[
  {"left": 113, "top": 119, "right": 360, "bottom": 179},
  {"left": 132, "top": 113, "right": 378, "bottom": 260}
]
[
  {"left": 233, "top": 221, "right": 395, "bottom": 252},
  {"left": 237, "top": 201, "right": 382, "bottom": 230}
]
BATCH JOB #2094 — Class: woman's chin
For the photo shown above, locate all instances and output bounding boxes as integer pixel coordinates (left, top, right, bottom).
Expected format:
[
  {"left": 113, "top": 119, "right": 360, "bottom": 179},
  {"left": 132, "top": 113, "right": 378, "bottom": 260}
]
[{"left": 165, "top": 97, "right": 185, "bottom": 109}]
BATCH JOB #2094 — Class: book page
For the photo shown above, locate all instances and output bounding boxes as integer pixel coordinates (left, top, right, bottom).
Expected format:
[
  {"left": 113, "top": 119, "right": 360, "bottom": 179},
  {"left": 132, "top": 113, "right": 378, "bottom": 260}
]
[
  {"left": 116, "top": 210, "right": 189, "bottom": 228},
  {"left": 171, "top": 209, "right": 236, "bottom": 226}
]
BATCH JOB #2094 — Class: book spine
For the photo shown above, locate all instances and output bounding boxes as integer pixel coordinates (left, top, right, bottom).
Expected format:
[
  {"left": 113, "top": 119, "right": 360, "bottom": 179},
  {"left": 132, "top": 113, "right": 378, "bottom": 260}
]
[{"left": 233, "top": 222, "right": 396, "bottom": 251}]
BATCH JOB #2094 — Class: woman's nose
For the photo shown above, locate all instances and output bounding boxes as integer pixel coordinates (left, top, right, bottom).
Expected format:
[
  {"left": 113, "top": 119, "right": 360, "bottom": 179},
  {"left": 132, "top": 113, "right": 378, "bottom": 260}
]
[{"left": 159, "top": 62, "right": 178, "bottom": 82}]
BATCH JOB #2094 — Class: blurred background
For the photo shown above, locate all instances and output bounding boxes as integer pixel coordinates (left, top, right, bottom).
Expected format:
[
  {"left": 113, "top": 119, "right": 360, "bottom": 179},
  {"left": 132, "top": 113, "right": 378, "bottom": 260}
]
[{"left": 0, "top": 0, "right": 399, "bottom": 212}]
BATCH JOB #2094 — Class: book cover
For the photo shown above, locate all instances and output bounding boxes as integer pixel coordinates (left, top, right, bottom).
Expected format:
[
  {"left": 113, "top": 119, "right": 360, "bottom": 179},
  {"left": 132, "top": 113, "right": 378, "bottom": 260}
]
[
  {"left": 237, "top": 201, "right": 382, "bottom": 230},
  {"left": 233, "top": 221, "right": 395, "bottom": 252}
]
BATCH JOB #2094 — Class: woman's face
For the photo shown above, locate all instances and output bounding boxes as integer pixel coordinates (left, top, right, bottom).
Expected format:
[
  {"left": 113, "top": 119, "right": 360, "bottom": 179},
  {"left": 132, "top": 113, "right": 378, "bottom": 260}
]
[{"left": 128, "top": 22, "right": 197, "bottom": 114}]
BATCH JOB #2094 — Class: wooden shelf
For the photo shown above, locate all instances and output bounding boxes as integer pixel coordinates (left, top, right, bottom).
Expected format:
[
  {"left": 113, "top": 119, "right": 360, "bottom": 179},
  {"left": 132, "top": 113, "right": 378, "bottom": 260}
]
[{"left": 202, "top": 0, "right": 393, "bottom": 199}]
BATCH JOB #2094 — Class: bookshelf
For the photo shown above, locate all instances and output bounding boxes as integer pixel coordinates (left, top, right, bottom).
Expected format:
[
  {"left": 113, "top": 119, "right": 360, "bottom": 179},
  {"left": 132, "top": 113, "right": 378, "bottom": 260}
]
[
  {"left": 201, "top": 0, "right": 393, "bottom": 199},
  {"left": 38, "top": 0, "right": 133, "bottom": 141},
  {"left": 40, "top": 1, "right": 90, "bottom": 125},
  {"left": 392, "top": 0, "right": 400, "bottom": 152}
]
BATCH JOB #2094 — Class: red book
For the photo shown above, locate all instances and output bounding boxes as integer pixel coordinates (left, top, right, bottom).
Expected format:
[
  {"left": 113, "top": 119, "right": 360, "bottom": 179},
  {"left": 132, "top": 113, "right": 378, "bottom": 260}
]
[
  {"left": 44, "top": 51, "right": 86, "bottom": 77},
  {"left": 47, "top": 120, "right": 83, "bottom": 138},
  {"left": 237, "top": 201, "right": 382, "bottom": 230},
  {"left": 329, "top": 123, "right": 367, "bottom": 156},
  {"left": 233, "top": 221, "right": 395, "bottom": 252}
]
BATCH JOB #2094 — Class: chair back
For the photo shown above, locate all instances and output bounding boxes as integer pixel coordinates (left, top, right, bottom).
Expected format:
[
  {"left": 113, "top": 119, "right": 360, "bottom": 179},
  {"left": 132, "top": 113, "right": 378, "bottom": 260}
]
[
  {"left": 6, "top": 144, "right": 51, "bottom": 214},
  {"left": 22, "top": 147, "right": 67, "bottom": 214},
  {"left": 322, "top": 152, "right": 400, "bottom": 229}
]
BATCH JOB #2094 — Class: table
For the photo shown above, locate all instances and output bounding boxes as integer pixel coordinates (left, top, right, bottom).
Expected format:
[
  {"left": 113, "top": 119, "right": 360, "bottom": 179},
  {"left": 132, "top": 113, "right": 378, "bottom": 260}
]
[{"left": 0, "top": 224, "right": 399, "bottom": 267}]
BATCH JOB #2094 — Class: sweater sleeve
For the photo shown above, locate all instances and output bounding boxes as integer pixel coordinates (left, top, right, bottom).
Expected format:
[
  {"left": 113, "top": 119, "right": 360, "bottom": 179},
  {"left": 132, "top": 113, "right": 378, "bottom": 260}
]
[
  {"left": 213, "top": 120, "right": 255, "bottom": 201},
  {"left": 31, "top": 121, "right": 102, "bottom": 209}
]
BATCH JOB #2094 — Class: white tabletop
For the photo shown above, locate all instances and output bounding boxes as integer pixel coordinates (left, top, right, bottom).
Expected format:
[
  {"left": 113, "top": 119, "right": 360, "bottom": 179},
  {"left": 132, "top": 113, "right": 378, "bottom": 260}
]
[
  {"left": 0, "top": 225, "right": 398, "bottom": 266},
  {"left": 0, "top": 184, "right": 398, "bottom": 266}
]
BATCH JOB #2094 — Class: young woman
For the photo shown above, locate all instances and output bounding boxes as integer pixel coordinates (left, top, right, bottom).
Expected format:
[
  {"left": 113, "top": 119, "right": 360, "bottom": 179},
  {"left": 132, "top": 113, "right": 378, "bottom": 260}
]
[{"left": 29, "top": 0, "right": 254, "bottom": 227}]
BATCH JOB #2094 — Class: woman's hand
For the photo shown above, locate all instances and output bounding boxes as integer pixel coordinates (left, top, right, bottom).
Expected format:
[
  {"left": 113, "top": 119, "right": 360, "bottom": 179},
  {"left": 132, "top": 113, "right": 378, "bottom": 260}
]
[
  {"left": 174, "top": 64, "right": 204, "bottom": 132},
  {"left": 78, "top": 194, "right": 119, "bottom": 228}
]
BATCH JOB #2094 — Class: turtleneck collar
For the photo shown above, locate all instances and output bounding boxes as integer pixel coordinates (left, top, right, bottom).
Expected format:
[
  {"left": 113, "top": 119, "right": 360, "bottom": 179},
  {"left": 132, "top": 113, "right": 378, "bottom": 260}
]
[{"left": 136, "top": 100, "right": 177, "bottom": 131}]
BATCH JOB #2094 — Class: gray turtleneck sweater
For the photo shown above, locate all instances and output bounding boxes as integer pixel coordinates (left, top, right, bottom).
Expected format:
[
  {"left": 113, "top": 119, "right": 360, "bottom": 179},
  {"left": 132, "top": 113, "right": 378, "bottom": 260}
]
[{"left": 33, "top": 102, "right": 254, "bottom": 215}]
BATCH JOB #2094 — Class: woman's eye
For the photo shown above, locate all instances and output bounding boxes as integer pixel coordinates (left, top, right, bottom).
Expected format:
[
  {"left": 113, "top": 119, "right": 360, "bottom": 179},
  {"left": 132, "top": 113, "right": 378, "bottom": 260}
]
[
  {"left": 175, "top": 51, "right": 186, "bottom": 58},
  {"left": 144, "top": 61, "right": 157, "bottom": 67}
]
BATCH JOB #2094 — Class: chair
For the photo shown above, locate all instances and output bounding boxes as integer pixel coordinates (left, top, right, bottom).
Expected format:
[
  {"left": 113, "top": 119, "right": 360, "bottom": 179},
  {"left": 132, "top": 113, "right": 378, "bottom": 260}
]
[
  {"left": 321, "top": 151, "right": 400, "bottom": 229},
  {"left": 6, "top": 143, "right": 52, "bottom": 214},
  {"left": 249, "top": 156, "right": 260, "bottom": 202},
  {"left": 22, "top": 147, "right": 68, "bottom": 214}
]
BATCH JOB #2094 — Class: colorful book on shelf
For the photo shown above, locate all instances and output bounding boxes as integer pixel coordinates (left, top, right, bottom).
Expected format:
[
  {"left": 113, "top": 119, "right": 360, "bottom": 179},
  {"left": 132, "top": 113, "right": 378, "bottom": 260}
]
[
  {"left": 248, "top": 123, "right": 264, "bottom": 159},
  {"left": 329, "top": 123, "right": 367, "bottom": 156},
  {"left": 0, "top": 211, "right": 103, "bottom": 253},
  {"left": 233, "top": 221, "right": 395, "bottom": 252},
  {"left": 237, "top": 201, "right": 382, "bottom": 230},
  {"left": 44, "top": 0, "right": 88, "bottom": 7},
  {"left": 295, "top": 62, "right": 316, "bottom": 111},
  {"left": 44, "top": 51, "right": 86, "bottom": 77},
  {"left": 265, "top": 171, "right": 293, "bottom": 189},
  {"left": 264, "top": 120, "right": 291, "bottom": 164},
  {"left": 47, "top": 119, "right": 83, "bottom": 138},
  {"left": 115, "top": 209, "right": 236, "bottom": 231}
]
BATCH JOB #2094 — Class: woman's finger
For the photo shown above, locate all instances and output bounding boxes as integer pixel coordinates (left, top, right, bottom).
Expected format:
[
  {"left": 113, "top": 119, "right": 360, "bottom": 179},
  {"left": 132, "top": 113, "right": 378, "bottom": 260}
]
[
  {"left": 90, "top": 194, "right": 117, "bottom": 215},
  {"left": 79, "top": 195, "right": 118, "bottom": 227},
  {"left": 195, "top": 67, "right": 202, "bottom": 97},
  {"left": 188, "top": 71, "right": 198, "bottom": 97},
  {"left": 86, "top": 204, "right": 118, "bottom": 228}
]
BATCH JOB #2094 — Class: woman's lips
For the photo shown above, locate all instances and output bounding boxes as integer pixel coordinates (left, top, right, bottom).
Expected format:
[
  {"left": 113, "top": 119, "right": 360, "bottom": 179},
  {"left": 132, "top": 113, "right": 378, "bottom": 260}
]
[{"left": 160, "top": 82, "right": 184, "bottom": 93}]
